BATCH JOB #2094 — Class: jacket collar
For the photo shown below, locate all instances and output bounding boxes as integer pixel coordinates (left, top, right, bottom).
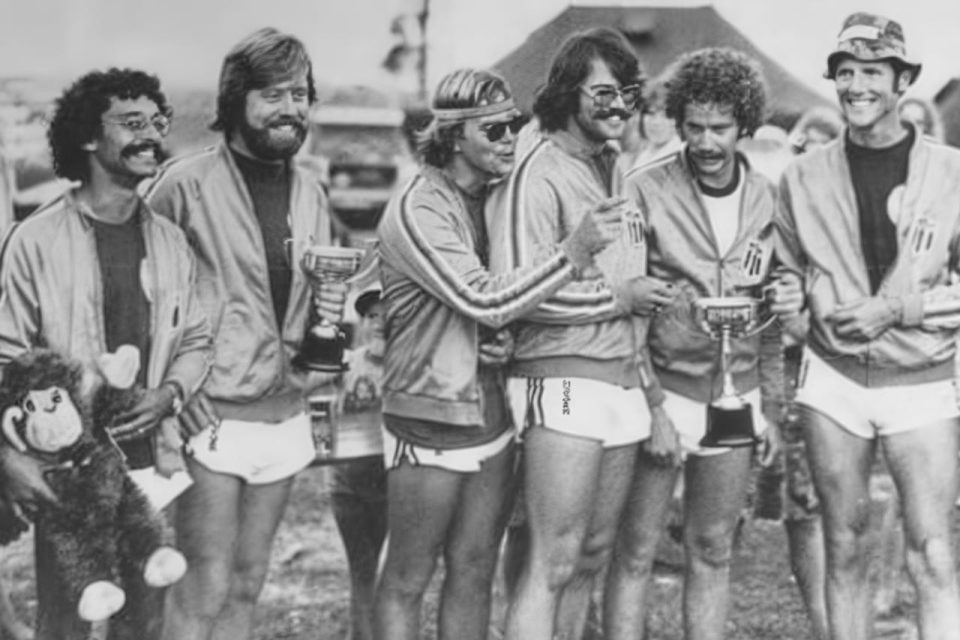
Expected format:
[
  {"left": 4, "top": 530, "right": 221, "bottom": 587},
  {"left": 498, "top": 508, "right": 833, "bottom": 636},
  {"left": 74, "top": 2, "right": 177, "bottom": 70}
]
[{"left": 65, "top": 187, "right": 151, "bottom": 231}]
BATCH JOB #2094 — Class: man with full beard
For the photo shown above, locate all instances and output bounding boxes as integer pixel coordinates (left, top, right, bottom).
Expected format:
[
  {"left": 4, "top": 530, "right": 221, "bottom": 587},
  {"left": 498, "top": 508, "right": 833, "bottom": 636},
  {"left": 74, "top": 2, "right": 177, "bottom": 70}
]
[
  {"left": 145, "top": 28, "right": 345, "bottom": 640},
  {"left": 0, "top": 69, "right": 212, "bottom": 639}
]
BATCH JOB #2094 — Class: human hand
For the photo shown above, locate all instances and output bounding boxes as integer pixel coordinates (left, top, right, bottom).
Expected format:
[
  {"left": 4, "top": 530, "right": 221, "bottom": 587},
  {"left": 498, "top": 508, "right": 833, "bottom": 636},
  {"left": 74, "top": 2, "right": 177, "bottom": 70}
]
[
  {"left": 315, "top": 280, "right": 349, "bottom": 325},
  {"left": 621, "top": 276, "right": 678, "bottom": 316},
  {"left": 756, "top": 419, "right": 782, "bottom": 468},
  {"left": 765, "top": 269, "right": 804, "bottom": 318},
  {"left": 642, "top": 405, "right": 682, "bottom": 467},
  {"left": 0, "top": 444, "right": 58, "bottom": 522},
  {"left": 826, "top": 297, "right": 899, "bottom": 341},
  {"left": 177, "top": 390, "right": 221, "bottom": 439},
  {"left": 562, "top": 197, "right": 628, "bottom": 267},
  {"left": 478, "top": 329, "right": 514, "bottom": 367},
  {"left": 108, "top": 387, "right": 177, "bottom": 442}
]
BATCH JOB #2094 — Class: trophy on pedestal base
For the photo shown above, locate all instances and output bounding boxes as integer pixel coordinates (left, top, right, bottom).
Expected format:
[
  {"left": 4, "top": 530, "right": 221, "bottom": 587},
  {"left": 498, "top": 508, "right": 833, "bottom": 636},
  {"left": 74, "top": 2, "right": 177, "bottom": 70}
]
[
  {"left": 293, "top": 245, "right": 366, "bottom": 373},
  {"left": 693, "top": 296, "right": 775, "bottom": 448}
]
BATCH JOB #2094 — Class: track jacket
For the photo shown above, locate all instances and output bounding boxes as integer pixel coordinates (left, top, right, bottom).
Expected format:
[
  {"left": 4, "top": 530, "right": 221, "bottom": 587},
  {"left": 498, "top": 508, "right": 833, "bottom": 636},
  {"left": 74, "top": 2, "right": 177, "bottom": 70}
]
[
  {"left": 775, "top": 126, "right": 960, "bottom": 387},
  {"left": 145, "top": 142, "right": 332, "bottom": 421},
  {"left": 0, "top": 189, "right": 212, "bottom": 467},
  {"left": 488, "top": 131, "right": 646, "bottom": 389},
  {"left": 623, "top": 150, "right": 783, "bottom": 421},
  {"left": 378, "top": 166, "right": 582, "bottom": 427}
]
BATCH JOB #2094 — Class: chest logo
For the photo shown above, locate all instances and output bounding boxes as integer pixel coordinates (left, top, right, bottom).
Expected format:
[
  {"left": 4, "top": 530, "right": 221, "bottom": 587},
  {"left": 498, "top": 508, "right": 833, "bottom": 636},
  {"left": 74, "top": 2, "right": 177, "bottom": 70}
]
[
  {"left": 740, "top": 239, "right": 769, "bottom": 284},
  {"left": 910, "top": 217, "right": 936, "bottom": 255},
  {"left": 624, "top": 208, "right": 645, "bottom": 248}
]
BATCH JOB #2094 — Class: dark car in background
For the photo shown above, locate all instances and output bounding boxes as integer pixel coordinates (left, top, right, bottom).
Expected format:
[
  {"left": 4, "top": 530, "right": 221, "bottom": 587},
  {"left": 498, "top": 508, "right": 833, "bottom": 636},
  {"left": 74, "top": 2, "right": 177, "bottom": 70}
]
[{"left": 303, "top": 105, "right": 415, "bottom": 248}]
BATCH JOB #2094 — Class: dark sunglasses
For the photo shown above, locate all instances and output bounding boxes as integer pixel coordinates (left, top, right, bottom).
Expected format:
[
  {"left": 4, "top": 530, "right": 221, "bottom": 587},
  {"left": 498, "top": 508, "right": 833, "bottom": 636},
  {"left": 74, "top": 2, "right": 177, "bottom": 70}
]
[
  {"left": 480, "top": 116, "right": 526, "bottom": 143},
  {"left": 580, "top": 84, "right": 642, "bottom": 111}
]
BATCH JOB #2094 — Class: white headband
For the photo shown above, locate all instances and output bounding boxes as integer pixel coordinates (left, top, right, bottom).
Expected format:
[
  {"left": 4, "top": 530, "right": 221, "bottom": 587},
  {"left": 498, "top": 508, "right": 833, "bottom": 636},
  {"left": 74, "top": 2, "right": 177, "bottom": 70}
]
[{"left": 431, "top": 98, "right": 517, "bottom": 124}]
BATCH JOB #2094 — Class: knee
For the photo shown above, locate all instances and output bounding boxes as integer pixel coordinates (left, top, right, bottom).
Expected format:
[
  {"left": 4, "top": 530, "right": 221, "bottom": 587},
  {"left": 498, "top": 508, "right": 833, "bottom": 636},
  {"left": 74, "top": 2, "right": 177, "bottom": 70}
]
[
  {"left": 823, "top": 502, "right": 871, "bottom": 567},
  {"left": 538, "top": 532, "right": 588, "bottom": 593},
  {"left": 684, "top": 528, "right": 734, "bottom": 571},
  {"left": 228, "top": 558, "right": 272, "bottom": 605},
  {"left": 576, "top": 528, "right": 618, "bottom": 578},
  {"left": 445, "top": 543, "right": 500, "bottom": 588},
  {"left": 904, "top": 534, "right": 955, "bottom": 588}
]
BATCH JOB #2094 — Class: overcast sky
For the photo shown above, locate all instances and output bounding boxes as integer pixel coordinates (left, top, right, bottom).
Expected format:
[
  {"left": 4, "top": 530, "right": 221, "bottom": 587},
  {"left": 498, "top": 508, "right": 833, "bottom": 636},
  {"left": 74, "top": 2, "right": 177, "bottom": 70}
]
[{"left": 0, "top": 0, "right": 957, "bottom": 100}]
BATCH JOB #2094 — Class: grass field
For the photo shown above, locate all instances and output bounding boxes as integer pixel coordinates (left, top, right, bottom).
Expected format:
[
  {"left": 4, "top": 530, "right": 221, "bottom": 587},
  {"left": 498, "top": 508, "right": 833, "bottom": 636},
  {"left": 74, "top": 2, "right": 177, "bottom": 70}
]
[{"left": 0, "top": 464, "right": 934, "bottom": 639}]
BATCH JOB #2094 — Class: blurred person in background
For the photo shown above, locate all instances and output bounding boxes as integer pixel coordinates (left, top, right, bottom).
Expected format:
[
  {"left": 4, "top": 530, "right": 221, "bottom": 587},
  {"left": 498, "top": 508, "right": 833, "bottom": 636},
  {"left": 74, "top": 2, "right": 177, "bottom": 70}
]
[
  {"left": 789, "top": 105, "right": 845, "bottom": 154},
  {"left": 328, "top": 287, "right": 387, "bottom": 640},
  {"left": 375, "top": 66, "right": 625, "bottom": 640},
  {"left": 145, "top": 28, "right": 347, "bottom": 640},
  {"left": 899, "top": 96, "right": 945, "bottom": 141},
  {"left": 627, "top": 79, "right": 683, "bottom": 171}
]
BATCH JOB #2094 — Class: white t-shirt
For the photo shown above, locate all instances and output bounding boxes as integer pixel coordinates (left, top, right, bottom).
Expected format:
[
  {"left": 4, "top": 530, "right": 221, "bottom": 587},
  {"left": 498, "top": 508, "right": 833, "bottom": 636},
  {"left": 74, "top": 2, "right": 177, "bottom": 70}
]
[{"left": 701, "top": 173, "right": 743, "bottom": 257}]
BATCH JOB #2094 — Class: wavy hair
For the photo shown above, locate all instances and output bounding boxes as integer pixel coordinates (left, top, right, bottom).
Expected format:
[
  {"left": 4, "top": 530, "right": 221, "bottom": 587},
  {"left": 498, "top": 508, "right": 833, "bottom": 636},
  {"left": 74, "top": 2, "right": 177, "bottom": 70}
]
[
  {"left": 416, "top": 68, "right": 512, "bottom": 168},
  {"left": 533, "top": 28, "right": 644, "bottom": 133},
  {"left": 48, "top": 68, "right": 170, "bottom": 183},
  {"left": 664, "top": 48, "right": 767, "bottom": 137},
  {"left": 212, "top": 27, "right": 317, "bottom": 136}
]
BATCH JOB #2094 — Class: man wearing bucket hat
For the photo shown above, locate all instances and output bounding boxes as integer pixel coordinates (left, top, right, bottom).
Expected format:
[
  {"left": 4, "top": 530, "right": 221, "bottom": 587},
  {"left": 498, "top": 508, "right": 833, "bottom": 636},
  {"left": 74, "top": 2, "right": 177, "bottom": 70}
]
[{"left": 775, "top": 12, "right": 960, "bottom": 640}]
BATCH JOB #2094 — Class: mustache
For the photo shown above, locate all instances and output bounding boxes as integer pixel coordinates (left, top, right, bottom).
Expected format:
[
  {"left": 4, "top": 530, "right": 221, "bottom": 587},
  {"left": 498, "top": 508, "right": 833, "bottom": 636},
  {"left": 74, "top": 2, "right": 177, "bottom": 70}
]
[
  {"left": 121, "top": 140, "right": 163, "bottom": 158},
  {"left": 595, "top": 108, "right": 633, "bottom": 121}
]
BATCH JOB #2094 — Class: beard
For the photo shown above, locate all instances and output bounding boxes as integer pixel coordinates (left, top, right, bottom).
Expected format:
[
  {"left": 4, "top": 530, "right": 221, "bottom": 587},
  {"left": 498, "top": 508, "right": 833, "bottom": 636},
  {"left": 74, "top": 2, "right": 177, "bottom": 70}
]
[{"left": 237, "top": 116, "right": 307, "bottom": 161}]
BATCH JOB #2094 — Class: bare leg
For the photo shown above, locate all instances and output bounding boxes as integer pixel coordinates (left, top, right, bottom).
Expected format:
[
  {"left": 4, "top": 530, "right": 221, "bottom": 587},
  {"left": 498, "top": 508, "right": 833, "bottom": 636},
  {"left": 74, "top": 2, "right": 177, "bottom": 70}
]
[
  {"left": 681, "top": 448, "right": 754, "bottom": 640},
  {"left": 161, "top": 459, "right": 243, "bottom": 640},
  {"left": 439, "top": 444, "right": 517, "bottom": 640},
  {"left": 374, "top": 463, "right": 468, "bottom": 640},
  {"left": 210, "top": 477, "right": 295, "bottom": 640},
  {"left": 801, "top": 407, "right": 876, "bottom": 640},
  {"left": 603, "top": 451, "right": 680, "bottom": 640},
  {"left": 554, "top": 444, "right": 636, "bottom": 640},
  {"left": 784, "top": 516, "right": 829, "bottom": 640},
  {"left": 883, "top": 419, "right": 960, "bottom": 640},
  {"left": 0, "top": 569, "right": 31, "bottom": 640},
  {"left": 503, "top": 427, "right": 606, "bottom": 640}
]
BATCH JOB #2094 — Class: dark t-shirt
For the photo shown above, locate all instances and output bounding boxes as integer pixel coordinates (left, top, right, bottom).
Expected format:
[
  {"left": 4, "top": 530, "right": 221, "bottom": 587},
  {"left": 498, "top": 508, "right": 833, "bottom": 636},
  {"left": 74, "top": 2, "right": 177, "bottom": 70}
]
[
  {"left": 231, "top": 149, "right": 293, "bottom": 326},
  {"left": 846, "top": 127, "right": 914, "bottom": 293},
  {"left": 89, "top": 212, "right": 153, "bottom": 469}
]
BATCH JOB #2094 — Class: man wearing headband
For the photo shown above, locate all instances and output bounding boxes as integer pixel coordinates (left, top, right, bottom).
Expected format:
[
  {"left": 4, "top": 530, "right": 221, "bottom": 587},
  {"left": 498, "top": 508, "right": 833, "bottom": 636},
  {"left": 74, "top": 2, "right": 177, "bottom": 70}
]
[
  {"left": 375, "top": 67, "right": 626, "bottom": 640},
  {"left": 607, "top": 47, "right": 802, "bottom": 640},
  {"left": 775, "top": 12, "right": 960, "bottom": 639},
  {"left": 487, "top": 28, "right": 676, "bottom": 640},
  {"left": 145, "top": 29, "right": 346, "bottom": 640}
]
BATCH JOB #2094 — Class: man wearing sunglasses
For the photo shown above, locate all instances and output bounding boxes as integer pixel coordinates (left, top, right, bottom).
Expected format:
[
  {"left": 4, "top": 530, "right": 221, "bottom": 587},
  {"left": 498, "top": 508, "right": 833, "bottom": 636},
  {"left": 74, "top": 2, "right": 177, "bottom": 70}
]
[
  {"left": 488, "top": 28, "right": 676, "bottom": 640},
  {"left": 375, "top": 67, "right": 625, "bottom": 640},
  {"left": 0, "top": 68, "right": 212, "bottom": 640}
]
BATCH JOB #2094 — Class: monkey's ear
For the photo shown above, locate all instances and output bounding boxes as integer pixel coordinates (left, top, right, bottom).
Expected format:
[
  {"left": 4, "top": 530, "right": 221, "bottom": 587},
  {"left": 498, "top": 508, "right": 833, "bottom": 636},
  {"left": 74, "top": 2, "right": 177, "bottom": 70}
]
[{"left": 1, "top": 406, "right": 27, "bottom": 452}]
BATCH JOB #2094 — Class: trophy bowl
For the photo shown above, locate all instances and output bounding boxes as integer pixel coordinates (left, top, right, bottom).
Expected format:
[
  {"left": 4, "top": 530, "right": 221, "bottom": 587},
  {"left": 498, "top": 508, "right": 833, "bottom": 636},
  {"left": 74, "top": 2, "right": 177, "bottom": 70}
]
[
  {"left": 294, "top": 245, "right": 366, "bottom": 372},
  {"left": 692, "top": 295, "right": 773, "bottom": 448}
]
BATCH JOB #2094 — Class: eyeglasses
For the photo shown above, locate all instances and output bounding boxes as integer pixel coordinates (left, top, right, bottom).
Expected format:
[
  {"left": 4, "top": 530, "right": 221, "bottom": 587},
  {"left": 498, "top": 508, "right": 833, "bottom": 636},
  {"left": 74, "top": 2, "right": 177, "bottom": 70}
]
[
  {"left": 480, "top": 116, "right": 525, "bottom": 143},
  {"left": 102, "top": 113, "right": 172, "bottom": 137},
  {"left": 580, "top": 84, "right": 642, "bottom": 111}
]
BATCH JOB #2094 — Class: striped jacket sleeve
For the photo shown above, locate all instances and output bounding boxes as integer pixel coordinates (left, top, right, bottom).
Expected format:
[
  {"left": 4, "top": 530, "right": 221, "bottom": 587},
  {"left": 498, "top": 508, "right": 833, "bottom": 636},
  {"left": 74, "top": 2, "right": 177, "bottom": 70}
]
[
  {"left": 384, "top": 176, "right": 578, "bottom": 329},
  {"left": 489, "top": 142, "right": 623, "bottom": 325},
  {"left": 906, "top": 222, "right": 960, "bottom": 329}
]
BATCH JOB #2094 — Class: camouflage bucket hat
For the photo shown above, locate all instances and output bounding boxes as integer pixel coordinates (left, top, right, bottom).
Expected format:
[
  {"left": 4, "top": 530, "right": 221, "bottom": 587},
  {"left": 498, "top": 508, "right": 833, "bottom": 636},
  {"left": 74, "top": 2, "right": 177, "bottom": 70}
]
[{"left": 825, "top": 12, "right": 921, "bottom": 83}]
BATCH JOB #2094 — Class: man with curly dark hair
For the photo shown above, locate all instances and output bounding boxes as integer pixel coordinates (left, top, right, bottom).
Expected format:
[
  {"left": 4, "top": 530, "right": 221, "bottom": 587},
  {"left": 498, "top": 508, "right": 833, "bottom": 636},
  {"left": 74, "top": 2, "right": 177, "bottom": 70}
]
[
  {"left": 775, "top": 13, "right": 960, "bottom": 640},
  {"left": 0, "top": 68, "right": 212, "bottom": 640},
  {"left": 605, "top": 47, "right": 802, "bottom": 640}
]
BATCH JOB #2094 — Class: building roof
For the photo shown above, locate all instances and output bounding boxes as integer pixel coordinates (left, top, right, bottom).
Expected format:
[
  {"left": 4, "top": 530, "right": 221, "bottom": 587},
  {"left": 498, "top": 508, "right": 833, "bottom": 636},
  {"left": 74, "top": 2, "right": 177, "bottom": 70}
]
[{"left": 494, "top": 4, "right": 830, "bottom": 118}]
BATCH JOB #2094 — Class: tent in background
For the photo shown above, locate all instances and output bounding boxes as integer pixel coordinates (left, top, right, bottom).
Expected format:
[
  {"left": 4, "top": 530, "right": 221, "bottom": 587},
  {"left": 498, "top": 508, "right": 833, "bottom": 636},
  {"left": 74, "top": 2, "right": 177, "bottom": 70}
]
[{"left": 495, "top": 4, "right": 831, "bottom": 123}]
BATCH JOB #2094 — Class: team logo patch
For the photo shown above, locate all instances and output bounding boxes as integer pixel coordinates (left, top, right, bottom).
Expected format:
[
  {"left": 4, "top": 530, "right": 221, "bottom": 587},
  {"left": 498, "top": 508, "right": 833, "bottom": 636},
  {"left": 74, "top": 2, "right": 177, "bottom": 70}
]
[
  {"left": 740, "top": 239, "right": 770, "bottom": 285},
  {"left": 910, "top": 217, "right": 936, "bottom": 255},
  {"left": 624, "top": 208, "right": 645, "bottom": 248}
]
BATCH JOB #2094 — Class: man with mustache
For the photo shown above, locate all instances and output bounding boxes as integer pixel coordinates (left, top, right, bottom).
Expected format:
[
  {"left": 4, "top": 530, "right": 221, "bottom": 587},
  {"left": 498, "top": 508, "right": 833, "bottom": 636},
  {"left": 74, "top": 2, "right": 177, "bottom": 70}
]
[
  {"left": 775, "top": 13, "right": 960, "bottom": 639},
  {"left": 488, "top": 28, "right": 676, "bottom": 640},
  {"left": 605, "top": 47, "right": 802, "bottom": 640},
  {"left": 145, "top": 28, "right": 345, "bottom": 640},
  {"left": 0, "top": 68, "right": 212, "bottom": 639}
]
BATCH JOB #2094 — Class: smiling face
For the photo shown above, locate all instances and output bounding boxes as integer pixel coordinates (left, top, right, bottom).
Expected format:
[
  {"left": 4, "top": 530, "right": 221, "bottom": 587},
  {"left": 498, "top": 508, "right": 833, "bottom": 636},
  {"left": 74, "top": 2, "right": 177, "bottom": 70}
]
[
  {"left": 834, "top": 57, "right": 909, "bottom": 143},
  {"left": 570, "top": 58, "right": 632, "bottom": 145},
  {"left": 681, "top": 102, "right": 740, "bottom": 190},
  {"left": 457, "top": 109, "right": 521, "bottom": 181},
  {"left": 88, "top": 96, "right": 166, "bottom": 186},
  {"left": 232, "top": 70, "right": 310, "bottom": 161}
]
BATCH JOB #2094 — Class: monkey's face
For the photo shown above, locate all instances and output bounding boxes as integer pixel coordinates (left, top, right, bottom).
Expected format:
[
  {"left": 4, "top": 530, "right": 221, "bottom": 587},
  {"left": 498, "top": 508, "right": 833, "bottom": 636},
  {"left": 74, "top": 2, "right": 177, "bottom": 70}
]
[{"left": 18, "top": 386, "right": 84, "bottom": 453}]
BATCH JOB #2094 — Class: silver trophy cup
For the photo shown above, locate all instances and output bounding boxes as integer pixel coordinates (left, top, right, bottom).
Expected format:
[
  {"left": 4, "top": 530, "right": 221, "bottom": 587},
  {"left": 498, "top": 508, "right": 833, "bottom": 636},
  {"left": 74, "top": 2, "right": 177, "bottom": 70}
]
[
  {"left": 692, "top": 296, "right": 774, "bottom": 448},
  {"left": 294, "top": 245, "right": 365, "bottom": 372}
]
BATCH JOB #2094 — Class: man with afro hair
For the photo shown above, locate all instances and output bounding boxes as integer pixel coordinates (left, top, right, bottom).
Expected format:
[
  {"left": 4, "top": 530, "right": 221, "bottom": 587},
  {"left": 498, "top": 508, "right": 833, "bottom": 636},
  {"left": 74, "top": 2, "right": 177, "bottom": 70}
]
[
  {"left": 0, "top": 67, "right": 211, "bottom": 639},
  {"left": 605, "top": 47, "right": 802, "bottom": 640}
]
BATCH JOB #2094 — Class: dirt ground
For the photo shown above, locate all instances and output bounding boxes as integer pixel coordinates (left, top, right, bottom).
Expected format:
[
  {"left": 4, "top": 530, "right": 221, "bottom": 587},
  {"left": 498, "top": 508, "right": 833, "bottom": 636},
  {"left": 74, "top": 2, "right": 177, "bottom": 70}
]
[{"left": 0, "top": 464, "right": 935, "bottom": 640}]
